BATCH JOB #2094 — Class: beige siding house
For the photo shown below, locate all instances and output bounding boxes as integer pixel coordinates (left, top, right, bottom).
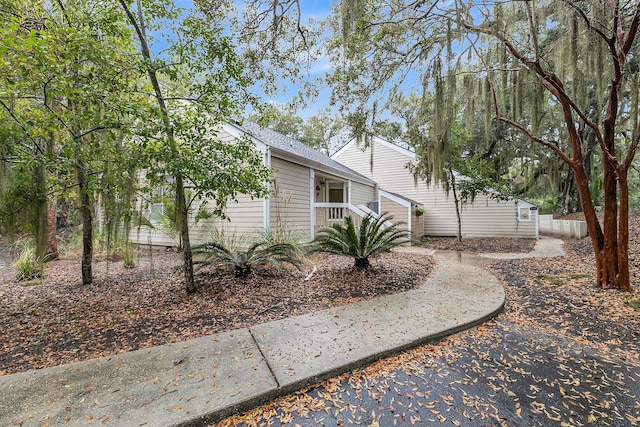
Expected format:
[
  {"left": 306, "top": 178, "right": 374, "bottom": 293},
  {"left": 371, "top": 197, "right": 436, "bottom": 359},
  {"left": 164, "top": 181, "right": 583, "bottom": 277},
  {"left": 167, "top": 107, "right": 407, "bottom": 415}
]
[
  {"left": 332, "top": 137, "right": 538, "bottom": 239},
  {"left": 133, "top": 120, "right": 389, "bottom": 247}
]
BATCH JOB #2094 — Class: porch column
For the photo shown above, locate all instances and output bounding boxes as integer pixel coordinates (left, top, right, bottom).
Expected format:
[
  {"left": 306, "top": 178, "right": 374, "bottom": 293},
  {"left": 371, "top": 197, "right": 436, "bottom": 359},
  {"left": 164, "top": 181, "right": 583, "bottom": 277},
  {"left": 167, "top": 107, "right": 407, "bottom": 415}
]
[{"left": 310, "top": 169, "right": 315, "bottom": 239}]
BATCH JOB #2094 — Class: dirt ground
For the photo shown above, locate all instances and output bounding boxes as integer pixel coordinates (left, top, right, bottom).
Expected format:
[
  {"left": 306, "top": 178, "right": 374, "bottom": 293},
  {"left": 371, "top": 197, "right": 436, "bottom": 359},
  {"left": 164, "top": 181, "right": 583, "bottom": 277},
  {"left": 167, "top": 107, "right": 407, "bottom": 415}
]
[{"left": 0, "top": 249, "right": 439, "bottom": 374}]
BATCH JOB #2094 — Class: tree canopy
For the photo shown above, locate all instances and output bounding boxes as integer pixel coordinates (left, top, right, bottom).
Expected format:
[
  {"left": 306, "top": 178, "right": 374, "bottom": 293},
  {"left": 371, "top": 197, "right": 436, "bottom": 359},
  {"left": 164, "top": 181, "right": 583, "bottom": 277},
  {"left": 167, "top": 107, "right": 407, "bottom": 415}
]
[{"left": 328, "top": 0, "right": 640, "bottom": 290}]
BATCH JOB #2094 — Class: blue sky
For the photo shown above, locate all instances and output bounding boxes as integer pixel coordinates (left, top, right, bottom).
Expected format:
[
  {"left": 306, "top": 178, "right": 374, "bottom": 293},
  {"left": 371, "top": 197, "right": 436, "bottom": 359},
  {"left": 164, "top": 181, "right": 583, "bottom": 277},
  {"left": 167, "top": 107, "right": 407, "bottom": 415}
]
[{"left": 172, "top": 0, "right": 336, "bottom": 118}]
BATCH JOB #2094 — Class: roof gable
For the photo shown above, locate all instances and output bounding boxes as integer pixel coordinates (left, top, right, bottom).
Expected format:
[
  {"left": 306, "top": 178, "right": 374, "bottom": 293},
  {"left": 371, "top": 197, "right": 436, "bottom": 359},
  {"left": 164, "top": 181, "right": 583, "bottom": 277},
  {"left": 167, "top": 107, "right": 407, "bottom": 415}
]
[
  {"left": 332, "top": 136, "right": 416, "bottom": 160},
  {"left": 228, "top": 120, "right": 376, "bottom": 185}
]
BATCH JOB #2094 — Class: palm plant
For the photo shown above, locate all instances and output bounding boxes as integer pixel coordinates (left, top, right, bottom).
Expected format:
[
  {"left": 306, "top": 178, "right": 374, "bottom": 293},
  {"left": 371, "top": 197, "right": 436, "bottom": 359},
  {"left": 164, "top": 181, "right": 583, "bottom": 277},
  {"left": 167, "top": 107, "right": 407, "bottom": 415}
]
[
  {"left": 193, "top": 230, "right": 303, "bottom": 278},
  {"left": 311, "top": 213, "right": 411, "bottom": 269}
]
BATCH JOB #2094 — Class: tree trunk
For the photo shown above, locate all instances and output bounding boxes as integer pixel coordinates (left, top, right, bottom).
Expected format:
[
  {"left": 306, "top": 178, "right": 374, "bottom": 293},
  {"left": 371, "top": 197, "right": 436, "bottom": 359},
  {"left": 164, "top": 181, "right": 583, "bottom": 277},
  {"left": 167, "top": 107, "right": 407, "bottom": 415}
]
[
  {"left": 617, "top": 169, "right": 631, "bottom": 291},
  {"left": 44, "top": 114, "right": 59, "bottom": 262},
  {"left": 33, "top": 160, "right": 47, "bottom": 261},
  {"left": 77, "top": 160, "right": 93, "bottom": 285},
  {"left": 560, "top": 168, "right": 579, "bottom": 216},
  {"left": 602, "top": 159, "right": 619, "bottom": 288},
  {"left": 570, "top": 158, "right": 605, "bottom": 285},
  {"left": 45, "top": 195, "right": 59, "bottom": 262},
  {"left": 176, "top": 176, "right": 196, "bottom": 293},
  {"left": 450, "top": 168, "right": 462, "bottom": 242},
  {"left": 120, "top": 0, "right": 196, "bottom": 293}
]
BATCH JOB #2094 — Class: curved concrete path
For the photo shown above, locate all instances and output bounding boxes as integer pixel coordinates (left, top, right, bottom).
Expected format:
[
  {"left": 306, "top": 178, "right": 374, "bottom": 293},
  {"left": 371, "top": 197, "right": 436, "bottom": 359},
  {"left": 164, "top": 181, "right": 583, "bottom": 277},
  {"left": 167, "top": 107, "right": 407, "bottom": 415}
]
[{"left": 0, "top": 239, "right": 566, "bottom": 427}]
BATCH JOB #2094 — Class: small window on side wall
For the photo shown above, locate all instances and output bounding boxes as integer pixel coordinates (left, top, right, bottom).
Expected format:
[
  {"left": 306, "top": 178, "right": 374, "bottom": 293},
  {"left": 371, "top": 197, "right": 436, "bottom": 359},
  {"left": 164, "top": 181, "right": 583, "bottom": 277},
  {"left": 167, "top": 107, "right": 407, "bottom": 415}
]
[{"left": 518, "top": 206, "right": 531, "bottom": 221}]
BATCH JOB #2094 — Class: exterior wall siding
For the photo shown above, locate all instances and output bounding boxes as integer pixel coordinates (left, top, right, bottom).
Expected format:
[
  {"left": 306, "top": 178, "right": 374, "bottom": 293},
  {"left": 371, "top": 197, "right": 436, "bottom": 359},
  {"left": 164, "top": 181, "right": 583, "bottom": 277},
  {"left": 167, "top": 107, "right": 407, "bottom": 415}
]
[
  {"left": 270, "top": 157, "right": 312, "bottom": 239},
  {"left": 411, "top": 212, "right": 424, "bottom": 238},
  {"left": 351, "top": 181, "right": 376, "bottom": 207},
  {"left": 129, "top": 194, "right": 266, "bottom": 247},
  {"left": 206, "top": 195, "right": 266, "bottom": 239},
  {"left": 334, "top": 140, "right": 537, "bottom": 238},
  {"left": 380, "top": 195, "right": 409, "bottom": 231}
]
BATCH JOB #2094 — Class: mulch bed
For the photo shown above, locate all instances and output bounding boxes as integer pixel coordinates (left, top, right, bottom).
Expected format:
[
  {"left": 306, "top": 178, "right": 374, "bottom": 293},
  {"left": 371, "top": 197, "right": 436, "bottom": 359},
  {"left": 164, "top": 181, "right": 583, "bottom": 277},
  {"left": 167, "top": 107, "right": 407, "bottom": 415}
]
[
  {"left": 0, "top": 251, "right": 435, "bottom": 374},
  {"left": 424, "top": 236, "right": 537, "bottom": 253}
]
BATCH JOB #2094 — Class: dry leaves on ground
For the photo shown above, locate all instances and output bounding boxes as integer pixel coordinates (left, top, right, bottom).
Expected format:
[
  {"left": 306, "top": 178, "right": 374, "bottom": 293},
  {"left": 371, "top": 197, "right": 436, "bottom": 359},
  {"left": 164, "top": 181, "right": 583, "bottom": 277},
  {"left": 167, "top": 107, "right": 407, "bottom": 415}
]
[
  {"left": 425, "top": 237, "right": 537, "bottom": 253},
  {"left": 216, "top": 218, "right": 640, "bottom": 427},
  {"left": 0, "top": 251, "right": 434, "bottom": 374}
]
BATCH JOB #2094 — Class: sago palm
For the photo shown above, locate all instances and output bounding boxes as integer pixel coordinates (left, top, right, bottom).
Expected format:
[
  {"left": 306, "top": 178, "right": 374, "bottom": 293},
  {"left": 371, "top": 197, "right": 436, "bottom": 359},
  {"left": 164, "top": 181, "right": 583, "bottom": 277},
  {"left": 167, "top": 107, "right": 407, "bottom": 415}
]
[
  {"left": 193, "top": 231, "right": 303, "bottom": 278},
  {"left": 312, "top": 213, "right": 411, "bottom": 269}
]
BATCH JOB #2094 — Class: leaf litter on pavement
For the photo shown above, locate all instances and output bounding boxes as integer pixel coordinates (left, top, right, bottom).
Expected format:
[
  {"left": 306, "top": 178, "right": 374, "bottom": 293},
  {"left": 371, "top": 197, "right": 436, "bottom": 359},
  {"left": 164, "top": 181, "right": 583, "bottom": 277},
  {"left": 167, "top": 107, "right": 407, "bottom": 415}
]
[{"left": 216, "top": 225, "right": 640, "bottom": 427}]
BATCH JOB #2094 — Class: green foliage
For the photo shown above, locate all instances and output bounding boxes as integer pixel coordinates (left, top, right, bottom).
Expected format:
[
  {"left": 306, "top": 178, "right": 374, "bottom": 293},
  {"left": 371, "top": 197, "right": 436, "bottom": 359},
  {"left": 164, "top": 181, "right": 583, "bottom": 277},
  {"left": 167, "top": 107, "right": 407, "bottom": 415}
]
[
  {"left": 258, "top": 227, "right": 309, "bottom": 262},
  {"left": 311, "top": 213, "right": 411, "bottom": 269},
  {"left": 12, "top": 245, "right": 44, "bottom": 281},
  {"left": 193, "top": 229, "right": 304, "bottom": 278},
  {"left": 420, "top": 235, "right": 432, "bottom": 245},
  {"left": 250, "top": 104, "right": 348, "bottom": 155},
  {"left": 626, "top": 297, "right": 640, "bottom": 311},
  {"left": 529, "top": 197, "right": 561, "bottom": 215},
  {"left": 122, "top": 244, "right": 135, "bottom": 268}
]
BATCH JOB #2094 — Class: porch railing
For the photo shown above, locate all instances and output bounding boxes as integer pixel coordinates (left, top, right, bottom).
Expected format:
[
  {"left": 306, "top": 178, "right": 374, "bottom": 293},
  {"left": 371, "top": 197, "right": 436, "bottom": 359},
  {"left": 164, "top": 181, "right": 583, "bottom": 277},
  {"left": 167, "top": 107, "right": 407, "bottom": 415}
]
[{"left": 314, "top": 203, "right": 392, "bottom": 232}]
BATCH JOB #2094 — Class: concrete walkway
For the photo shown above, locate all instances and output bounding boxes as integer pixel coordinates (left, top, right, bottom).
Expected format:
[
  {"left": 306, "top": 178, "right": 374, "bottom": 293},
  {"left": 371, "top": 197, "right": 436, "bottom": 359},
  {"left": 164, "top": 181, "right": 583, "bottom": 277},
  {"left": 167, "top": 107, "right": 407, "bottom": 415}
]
[
  {"left": 480, "top": 235, "right": 565, "bottom": 259},
  {"left": 0, "top": 239, "right": 563, "bottom": 427}
]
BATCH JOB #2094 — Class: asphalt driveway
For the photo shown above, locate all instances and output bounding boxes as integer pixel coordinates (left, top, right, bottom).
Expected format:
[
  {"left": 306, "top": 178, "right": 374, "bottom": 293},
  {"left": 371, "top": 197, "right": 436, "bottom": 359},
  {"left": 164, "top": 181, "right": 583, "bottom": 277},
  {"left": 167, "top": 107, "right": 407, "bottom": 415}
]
[{"left": 219, "top": 317, "right": 640, "bottom": 426}]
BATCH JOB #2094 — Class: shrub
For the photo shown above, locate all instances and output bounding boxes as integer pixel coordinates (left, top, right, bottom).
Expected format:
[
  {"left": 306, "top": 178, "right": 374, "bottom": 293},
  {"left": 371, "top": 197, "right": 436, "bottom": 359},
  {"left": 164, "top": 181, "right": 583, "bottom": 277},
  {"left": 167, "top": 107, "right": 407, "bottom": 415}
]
[
  {"left": 193, "top": 230, "right": 304, "bottom": 278},
  {"left": 311, "top": 212, "right": 411, "bottom": 269},
  {"left": 12, "top": 246, "right": 45, "bottom": 281},
  {"left": 258, "top": 228, "right": 309, "bottom": 262}
]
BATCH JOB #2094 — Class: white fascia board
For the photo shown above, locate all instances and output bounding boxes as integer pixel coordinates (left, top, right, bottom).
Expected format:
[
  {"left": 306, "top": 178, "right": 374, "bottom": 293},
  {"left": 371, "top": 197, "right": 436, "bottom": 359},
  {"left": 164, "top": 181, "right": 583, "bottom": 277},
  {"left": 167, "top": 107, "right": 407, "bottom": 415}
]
[
  {"left": 517, "top": 199, "right": 536, "bottom": 208},
  {"left": 331, "top": 136, "right": 417, "bottom": 161},
  {"left": 372, "top": 136, "right": 416, "bottom": 159},
  {"left": 379, "top": 189, "right": 412, "bottom": 208},
  {"left": 221, "top": 122, "right": 268, "bottom": 155},
  {"left": 331, "top": 139, "right": 358, "bottom": 159},
  {"left": 270, "top": 148, "right": 376, "bottom": 187}
]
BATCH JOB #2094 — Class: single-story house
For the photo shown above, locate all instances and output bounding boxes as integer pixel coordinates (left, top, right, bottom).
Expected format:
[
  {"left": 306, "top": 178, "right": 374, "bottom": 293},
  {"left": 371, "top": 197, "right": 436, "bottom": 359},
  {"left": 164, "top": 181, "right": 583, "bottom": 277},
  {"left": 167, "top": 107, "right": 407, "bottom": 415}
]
[
  {"left": 331, "top": 136, "right": 539, "bottom": 239},
  {"left": 131, "top": 121, "right": 420, "bottom": 247}
]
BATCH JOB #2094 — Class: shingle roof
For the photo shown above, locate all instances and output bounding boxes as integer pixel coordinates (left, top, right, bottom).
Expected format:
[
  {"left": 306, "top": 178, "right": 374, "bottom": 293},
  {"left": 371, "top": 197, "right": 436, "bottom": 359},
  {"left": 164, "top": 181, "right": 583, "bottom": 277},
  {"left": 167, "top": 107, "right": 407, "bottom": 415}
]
[{"left": 230, "top": 119, "right": 376, "bottom": 185}]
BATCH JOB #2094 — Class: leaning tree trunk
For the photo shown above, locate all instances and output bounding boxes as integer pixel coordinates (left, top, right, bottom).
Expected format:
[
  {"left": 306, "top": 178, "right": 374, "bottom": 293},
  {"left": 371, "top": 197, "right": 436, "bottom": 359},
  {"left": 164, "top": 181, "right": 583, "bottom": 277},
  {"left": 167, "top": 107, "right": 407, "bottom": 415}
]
[
  {"left": 450, "top": 168, "right": 462, "bottom": 242},
  {"left": 570, "top": 154, "right": 605, "bottom": 286},
  {"left": 120, "top": 0, "right": 197, "bottom": 293}
]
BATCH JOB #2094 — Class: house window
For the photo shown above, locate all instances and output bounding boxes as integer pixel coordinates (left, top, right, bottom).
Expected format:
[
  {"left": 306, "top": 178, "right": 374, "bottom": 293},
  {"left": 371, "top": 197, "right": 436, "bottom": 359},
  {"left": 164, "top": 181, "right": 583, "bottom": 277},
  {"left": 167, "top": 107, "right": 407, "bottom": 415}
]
[
  {"left": 148, "top": 203, "right": 167, "bottom": 223},
  {"left": 518, "top": 206, "right": 531, "bottom": 221},
  {"left": 148, "top": 183, "right": 169, "bottom": 223}
]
